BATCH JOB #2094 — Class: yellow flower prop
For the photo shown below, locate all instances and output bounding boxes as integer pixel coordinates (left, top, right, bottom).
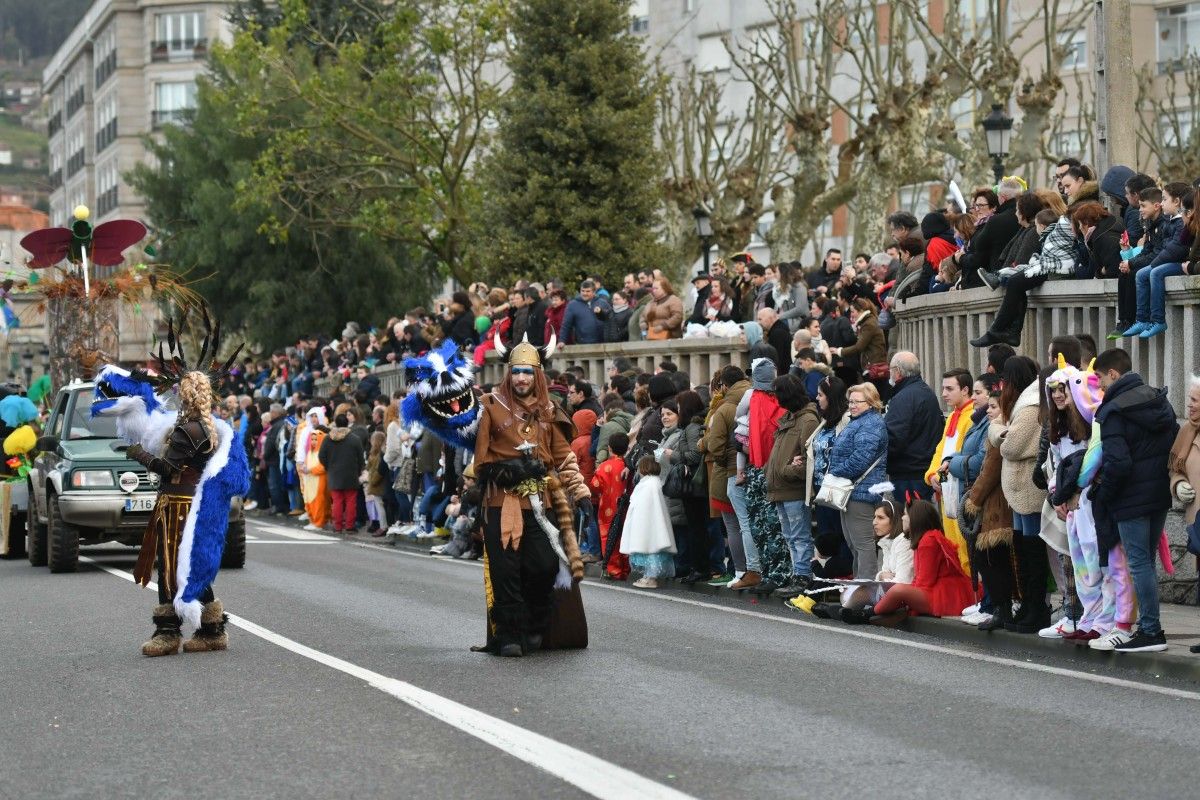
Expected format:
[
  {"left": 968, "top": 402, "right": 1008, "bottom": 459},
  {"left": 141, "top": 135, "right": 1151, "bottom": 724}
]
[{"left": 4, "top": 425, "right": 37, "bottom": 456}]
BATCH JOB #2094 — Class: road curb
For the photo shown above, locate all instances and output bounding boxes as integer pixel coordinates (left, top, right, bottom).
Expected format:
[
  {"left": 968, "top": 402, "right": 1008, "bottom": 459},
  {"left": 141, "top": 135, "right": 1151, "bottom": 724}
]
[{"left": 255, "top": 514, "right": 1200, "bottom": 684}]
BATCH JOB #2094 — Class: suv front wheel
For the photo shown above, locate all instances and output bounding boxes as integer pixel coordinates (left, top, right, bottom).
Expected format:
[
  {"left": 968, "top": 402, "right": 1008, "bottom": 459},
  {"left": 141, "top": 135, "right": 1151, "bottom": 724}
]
[{"left": 47, "top": 493, "right": 80, "bottom": 574}]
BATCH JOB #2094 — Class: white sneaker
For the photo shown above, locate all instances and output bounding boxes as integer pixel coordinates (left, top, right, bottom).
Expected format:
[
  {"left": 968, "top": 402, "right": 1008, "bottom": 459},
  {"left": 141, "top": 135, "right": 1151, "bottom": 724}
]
[
  {"left": 243, "top": 500, "right": 258, "bottom": 511},
  {"left": 416, "top": 529, "right": 437, "bottom": 539},
  {"left": 961, "top": 611, "right": 992, "bottom": 625},
  {"left": 1089, "top": 628, "right": 1133, "bottom": 651},
  {"left": 430, "top": 544, "right": 447, "bottom": 555},
  {"left": 303, "top": 523, "right": 320, "bottom": 531},
  {"left": 961, "top": 603, "right": 981, "bottom": 617},
  {"left": 725, "top": 571, "right": 745, "bottom": 588},
  {"left": 1038, "top": 618, "right": 1078, "bottom": 639},
  {"left": 298, "top": 513, "right": 310, "bottom": 523}
]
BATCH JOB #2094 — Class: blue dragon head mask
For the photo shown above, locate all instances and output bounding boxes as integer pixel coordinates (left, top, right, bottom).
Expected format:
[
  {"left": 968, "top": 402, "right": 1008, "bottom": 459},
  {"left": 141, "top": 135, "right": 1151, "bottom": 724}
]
[
  {"left": 401, "top": 339, "right": 480, "bottom": 451},
  {"left": 91, "top": 364, "right": 163, "bottom": 418}
]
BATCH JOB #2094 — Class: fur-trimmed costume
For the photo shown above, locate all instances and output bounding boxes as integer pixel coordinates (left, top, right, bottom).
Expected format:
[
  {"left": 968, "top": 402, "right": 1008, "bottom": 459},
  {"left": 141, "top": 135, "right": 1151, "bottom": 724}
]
[{"left": 92, "top": 312, "right": 250, "bottom": 656}]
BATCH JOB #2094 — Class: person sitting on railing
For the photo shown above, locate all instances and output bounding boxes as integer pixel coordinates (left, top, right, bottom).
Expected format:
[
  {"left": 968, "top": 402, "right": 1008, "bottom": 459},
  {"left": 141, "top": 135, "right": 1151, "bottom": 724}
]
[
  {"left": 971, "top": 208, "right": 1075, "bottom": 348},
  {"left": 1125, "top": 183, "right": 1195, "bottom": 340}
]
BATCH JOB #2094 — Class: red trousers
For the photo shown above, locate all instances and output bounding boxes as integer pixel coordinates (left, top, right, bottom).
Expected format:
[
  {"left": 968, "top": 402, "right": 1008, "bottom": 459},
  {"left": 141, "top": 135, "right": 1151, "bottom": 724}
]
[
  {"left": 330, "top": 489, "right": 358, "bottom": 532},
  {"left": 874, "top": 584, "right": 933, "bottom": 616}
]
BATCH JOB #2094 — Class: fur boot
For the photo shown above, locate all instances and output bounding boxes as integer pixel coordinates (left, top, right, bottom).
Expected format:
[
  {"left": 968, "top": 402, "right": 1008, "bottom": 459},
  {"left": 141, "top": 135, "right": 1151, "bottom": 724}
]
[
  {"left": 142, "top": 604, "right": 182, "bottom": 657},
  {"left": 182, "top": 599, "right": 229, "bottom": 652}
]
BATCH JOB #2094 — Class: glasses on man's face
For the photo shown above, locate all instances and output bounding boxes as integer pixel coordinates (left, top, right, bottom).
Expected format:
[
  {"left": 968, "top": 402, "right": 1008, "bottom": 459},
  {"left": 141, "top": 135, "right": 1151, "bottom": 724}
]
[{"left": 511, "top": 367, "right": 535, "bottom": 376}]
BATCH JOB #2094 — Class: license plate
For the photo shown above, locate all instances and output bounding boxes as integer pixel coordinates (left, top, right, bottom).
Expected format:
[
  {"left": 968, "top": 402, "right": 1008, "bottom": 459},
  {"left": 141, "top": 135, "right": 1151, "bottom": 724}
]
[{"left": 125, "top": 497, "right": 156, "bottom": 512}]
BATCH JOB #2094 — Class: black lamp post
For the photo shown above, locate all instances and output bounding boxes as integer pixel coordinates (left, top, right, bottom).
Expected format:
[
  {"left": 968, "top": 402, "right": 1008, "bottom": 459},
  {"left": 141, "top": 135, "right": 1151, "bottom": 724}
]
[
  {"left": 692, "top": 204, "right": 713, "bottom": 275},
  {"left": 980, "top": 103, "right": 1013, "bottom": 184}
]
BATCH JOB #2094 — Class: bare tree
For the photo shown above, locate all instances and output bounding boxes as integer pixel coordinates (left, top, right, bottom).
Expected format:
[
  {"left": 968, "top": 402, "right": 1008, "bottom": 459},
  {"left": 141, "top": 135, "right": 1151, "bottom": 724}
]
[
  {"left": 657, "top": 61, "right": 792, "bottom": 274},
  {"left": 1134, "top": 54, "right": 1200, "bottom": 179}
]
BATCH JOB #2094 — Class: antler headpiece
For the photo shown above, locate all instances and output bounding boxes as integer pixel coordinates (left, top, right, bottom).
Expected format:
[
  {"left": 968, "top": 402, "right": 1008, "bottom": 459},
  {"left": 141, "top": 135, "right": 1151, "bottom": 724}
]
[{"left": 148, "top": 303, "right": 244, "bottom": 392}]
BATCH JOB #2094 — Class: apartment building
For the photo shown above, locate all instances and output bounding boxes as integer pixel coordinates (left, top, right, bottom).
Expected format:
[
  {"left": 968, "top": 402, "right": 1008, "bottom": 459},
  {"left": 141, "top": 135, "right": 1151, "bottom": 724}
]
[
  {"left": 42, "top": 0, "right": 231, "bottom": 359},
  {"left": 640, "top": 0, "right": 1199, "bottom": 256}
]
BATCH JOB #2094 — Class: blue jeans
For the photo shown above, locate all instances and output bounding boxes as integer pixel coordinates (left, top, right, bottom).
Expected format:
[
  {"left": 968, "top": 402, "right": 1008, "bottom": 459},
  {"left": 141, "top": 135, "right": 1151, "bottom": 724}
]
[
  {"left": 1013, "top": 510, "right": 1041, "bottom": 537},
  {"left": 418, "top": 472, "right": 439, "bottom": 530},
  {"left": 1135, "top": 263, "right": 1183, "bottom": 325},
  {"left": 580, "top": 509, "right": 601, "bottom": 555},
  {"left": 775, "top": 500, "right": 814, "bottom": 578},
  {"left": 1117, "top": 511, "right": 1168, "bottom": 636},
  {"left": 266, "top": 462, "right": 289, "bottom": 514},
  {"left": 727, "top": 477, "right": 760, "bottom": 572}
]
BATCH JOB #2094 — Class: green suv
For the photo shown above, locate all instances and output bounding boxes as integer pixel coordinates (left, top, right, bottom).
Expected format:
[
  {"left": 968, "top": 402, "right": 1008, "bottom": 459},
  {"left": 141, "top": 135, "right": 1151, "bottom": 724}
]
[{"left": 23, "top": 381, "right": 245, "bottom": 573}]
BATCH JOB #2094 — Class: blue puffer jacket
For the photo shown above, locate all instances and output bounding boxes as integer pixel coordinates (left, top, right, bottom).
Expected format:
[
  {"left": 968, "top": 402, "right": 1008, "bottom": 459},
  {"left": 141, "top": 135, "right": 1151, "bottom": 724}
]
[
  {"left": 947, "top": 411, "right": 989, "bottom": 486},
  {"left": 1092, "top": 372, "right": 1178, "bottom": 521},
  {"left": 828, "top": 408, "right": 889, "bottom": 502}
]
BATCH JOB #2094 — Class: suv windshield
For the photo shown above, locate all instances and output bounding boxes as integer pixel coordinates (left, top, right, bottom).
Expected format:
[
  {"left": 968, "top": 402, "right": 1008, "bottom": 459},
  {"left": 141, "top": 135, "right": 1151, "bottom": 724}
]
[{"left": 66, "top": 391, "right": 120, "bottom": 439}]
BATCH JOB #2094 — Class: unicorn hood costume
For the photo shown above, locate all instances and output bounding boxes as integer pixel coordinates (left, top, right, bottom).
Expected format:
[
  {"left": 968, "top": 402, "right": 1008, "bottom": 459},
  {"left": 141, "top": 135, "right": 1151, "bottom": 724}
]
[{"left": 96, "top": 310, "right": 250, "bottom": 656}]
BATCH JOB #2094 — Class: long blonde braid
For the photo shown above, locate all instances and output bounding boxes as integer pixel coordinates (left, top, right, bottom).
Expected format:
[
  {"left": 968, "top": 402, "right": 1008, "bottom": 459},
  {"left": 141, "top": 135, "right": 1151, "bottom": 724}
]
[{"left": 176, "top": 371, "right": 219, "bottom": 451}]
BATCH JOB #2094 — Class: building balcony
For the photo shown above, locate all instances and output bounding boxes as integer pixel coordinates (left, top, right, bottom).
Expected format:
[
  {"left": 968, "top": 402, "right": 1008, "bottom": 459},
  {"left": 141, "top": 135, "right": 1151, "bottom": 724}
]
[
  {"left": 151, "top": 108, "right": 193, "bottom": 128},
  {"left": 65, "top": 88, "right": 86, "bottom": 119},
  {"left": 150, "top": 39, "right": 208, "bottom": 63},
  {"left": 48, "top": 112, "right": 63, "bottom": 136},
  {"left": 48, "top": 169, "right": 63, "bottom": 190},
  {"left": 66, "top": 150, "right": 86, "bottom": 177},
  {"left": 94, "top": 51, "right": 118, "bottom": 88}
]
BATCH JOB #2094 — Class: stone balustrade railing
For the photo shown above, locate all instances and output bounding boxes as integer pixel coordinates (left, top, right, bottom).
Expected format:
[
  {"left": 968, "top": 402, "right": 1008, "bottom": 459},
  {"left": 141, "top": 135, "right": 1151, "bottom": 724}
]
[
  {"left": 478, "top": 336, "right": 750, "bottom": 388},
  {"left": 894, "top": 276, "right": 1200, "bottom": 417}
]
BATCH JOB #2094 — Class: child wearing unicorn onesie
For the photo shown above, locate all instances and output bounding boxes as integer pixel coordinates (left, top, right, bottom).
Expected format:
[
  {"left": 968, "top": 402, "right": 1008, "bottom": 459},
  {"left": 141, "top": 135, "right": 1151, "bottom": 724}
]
[{"left": 1044, "top": 359, "right": 1135, "bottom": 649}]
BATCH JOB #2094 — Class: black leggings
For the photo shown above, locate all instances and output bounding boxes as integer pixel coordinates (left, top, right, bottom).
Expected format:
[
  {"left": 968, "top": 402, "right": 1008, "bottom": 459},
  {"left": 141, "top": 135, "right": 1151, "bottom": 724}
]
[
  {"left": 682, "top": 494, "right": 711, "bottom": 574},
  {"left": 483, "top": 508, "right": 558, "bottom": 646}
]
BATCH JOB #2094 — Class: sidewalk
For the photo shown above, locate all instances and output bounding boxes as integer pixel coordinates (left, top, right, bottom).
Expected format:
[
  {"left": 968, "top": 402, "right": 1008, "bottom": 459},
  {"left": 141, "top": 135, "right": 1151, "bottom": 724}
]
[{"left": 262, "top": 513, "right": 1200, "bottom": 684}]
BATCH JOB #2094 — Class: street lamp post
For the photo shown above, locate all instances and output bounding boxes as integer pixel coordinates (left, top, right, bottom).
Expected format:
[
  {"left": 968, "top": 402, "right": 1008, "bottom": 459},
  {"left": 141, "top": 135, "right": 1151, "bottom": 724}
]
[
  {"left": 980, "top": 103, "right": 1014, "bottom": 184},
  {"left": 692, "top": 205, "right": 713, "bottom": 275}
]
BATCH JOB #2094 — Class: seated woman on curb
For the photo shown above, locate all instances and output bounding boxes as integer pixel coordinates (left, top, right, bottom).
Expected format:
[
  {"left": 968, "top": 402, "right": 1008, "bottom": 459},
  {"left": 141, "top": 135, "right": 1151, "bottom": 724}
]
[
  {"left": 796, "top": 491, "right": 913, "bottom": 618},
  {"left": 841, "top": 499, "right": 976, "bottom": 625}
]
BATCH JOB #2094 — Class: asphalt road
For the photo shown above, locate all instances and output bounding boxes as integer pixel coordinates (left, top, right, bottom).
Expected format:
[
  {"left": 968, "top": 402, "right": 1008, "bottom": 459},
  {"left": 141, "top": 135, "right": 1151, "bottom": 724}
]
[{"left": 3, "top": 517, "right": 1200, "bottom": 800}]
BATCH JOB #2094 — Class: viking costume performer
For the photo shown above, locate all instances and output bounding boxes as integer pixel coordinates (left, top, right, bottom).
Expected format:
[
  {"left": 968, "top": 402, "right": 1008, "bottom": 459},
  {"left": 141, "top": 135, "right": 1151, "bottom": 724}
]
[
  {"left": 472, "top": 334, "right": 592, "bottom": 657},
  {"left": 96, "top": 312, "right": 250, "bottom": 656}
]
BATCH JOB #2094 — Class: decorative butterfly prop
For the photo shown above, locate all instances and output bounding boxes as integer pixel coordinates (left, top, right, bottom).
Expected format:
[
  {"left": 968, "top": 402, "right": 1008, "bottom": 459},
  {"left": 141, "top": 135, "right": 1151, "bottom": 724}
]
[{"left": 19, "top": 207, "right": 146, "bottom": 269}]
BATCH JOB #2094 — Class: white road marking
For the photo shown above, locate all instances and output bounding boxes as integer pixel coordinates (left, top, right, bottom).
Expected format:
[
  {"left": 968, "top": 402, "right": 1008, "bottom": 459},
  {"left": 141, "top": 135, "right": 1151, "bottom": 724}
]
[
  {"left": 353, "top": 542, "right": 1200, "bottom": 702},
  {"left": 247, "top": 521, "right": 338, "bottom": 541},
  {"left": 247, "top": 540, "right": 335, "bottom": 545},
  {"left": 79, "top": 556, "right": 698, "bottom": 800},
  {"left": 245, "top": 534, "right": 261, "bottom": 541}
]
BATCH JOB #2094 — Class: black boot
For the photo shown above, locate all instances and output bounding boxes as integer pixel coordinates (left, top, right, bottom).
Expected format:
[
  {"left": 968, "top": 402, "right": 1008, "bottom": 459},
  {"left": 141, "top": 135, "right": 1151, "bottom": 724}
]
[
  {"left": 841, "top": 605, "right": 874, "bottom": 625},
  {"left": 1005, "top": 537, "right": 1050, "bottom": 633},
  {"left": 970, "top": 331, "right": 1001, "bottom": 348},
  {"left": 979, "top": 603, "right": 1010, "bottom": 631}
]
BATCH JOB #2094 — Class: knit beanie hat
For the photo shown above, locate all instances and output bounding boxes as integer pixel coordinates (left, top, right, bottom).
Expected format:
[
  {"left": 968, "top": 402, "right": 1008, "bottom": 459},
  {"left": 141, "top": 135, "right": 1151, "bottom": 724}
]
[
  {"left": 649, "top": 374, "right": 676, "bottom": 404},
  {"left": 751, "top": 358, "right": 777, "bottom": 391}
]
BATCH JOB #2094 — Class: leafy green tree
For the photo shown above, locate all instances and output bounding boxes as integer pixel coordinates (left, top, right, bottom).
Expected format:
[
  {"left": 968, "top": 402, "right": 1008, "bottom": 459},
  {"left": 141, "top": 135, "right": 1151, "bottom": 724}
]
[
  {"left": 476, "top": 0, "right": 666, "bottom": 288},
  {"left": 221, "top": 0, "right": 507, "bottom": 286},
  {"left": 128, "top": 57, "right": 434, "bottom": 350}
]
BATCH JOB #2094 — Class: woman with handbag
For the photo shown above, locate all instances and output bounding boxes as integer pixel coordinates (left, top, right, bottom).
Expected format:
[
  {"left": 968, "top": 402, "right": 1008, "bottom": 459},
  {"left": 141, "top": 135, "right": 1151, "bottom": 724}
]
[
  {"left": 640, "top": 277, "right": 684, "bottom": 340},
  {"left": 830, "top": 298, "right": 889, "bottom": 403},
  {"left": 824, "top": 382, "right": 889, "bottom": 577},
  {"left": 665, "top": 391, "right": 713, "bottom": 584},
  {"left": 657, "top": 399, "right": 688, "bottom": 575},
  {"left": 808, "top": 376, "right": 850, "bottom": 539}
]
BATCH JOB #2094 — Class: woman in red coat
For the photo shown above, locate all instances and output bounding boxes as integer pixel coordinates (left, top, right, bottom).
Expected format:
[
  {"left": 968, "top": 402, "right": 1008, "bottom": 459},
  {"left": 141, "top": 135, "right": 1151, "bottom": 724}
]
[{"left": 842, "top": 499, "right": 976, "bottom": 624}]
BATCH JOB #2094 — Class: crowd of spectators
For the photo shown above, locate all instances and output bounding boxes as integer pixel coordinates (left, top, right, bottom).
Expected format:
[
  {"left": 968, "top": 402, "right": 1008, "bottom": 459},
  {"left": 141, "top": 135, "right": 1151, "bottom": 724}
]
[{"left": 219, "top": 159, "right": 1200, "bottom": 656}]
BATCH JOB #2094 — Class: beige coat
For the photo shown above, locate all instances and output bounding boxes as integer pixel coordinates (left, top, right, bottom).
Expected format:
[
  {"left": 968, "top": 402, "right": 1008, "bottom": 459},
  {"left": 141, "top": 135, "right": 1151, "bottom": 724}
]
[
  {"left": 998, "top": 382, "right": 1046, "bottom": 515},
  {"left": 1170, "top": 426, "right": 1200, "bottom": 525}
]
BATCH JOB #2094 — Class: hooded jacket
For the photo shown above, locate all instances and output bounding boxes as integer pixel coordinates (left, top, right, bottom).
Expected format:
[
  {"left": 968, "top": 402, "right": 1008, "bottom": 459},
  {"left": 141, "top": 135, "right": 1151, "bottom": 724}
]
[
  {"left": 1100, "top": 165, "right": 1144, "bottom": 248},
  {"left": 1148, "top": 214, "right": 1193, "bottom": 269},
  {"left": 318, "top": 426, "right": 367, "bottom": 491},
  {"left": 596, "top": 408, "right": 632, "bottom": 462},
  {"left": 701, "top": 378, "right": 749, "bottom": 505},
  {"left": 571, "top": 409, "right": 598, "bottom": 484},
  {"left": 765, "top": 404, "right": 822, "bottom": 502},
  {"left": 884, "top": 375, "right": 943, "bottom": 480},
  {"left": 947, "top": 410, "right": 989, "bottom": 487},
  {"left": 1129, "top": 212, "right": 1179, "bottom": 272},
  {"left": 1093, "top": 372, "right": 1179, "bottom": 520},
  {"left": 910, "top": 528, "right": 977, "bottom": 617}
]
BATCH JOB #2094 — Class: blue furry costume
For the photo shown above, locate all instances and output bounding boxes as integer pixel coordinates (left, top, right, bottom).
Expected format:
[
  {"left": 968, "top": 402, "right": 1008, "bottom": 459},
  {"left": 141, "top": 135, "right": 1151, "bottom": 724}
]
[{"left": 92, "top": 311, "right": 250, "bottom": 655}]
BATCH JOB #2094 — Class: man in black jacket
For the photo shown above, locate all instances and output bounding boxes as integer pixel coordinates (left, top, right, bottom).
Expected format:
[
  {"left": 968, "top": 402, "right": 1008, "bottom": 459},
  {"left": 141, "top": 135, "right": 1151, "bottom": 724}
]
[
  {"left": 961, "top": 178, "right": 1022, "bottom": 289},
  {"left": 263, "top": 404, "right": 290, "bottom": 515},
  {"left": 757, "top": 307, "right": 793, "bottom": 376},
  {"left": 882, "top": 351, "right": 943, "bottom": 503},
  {"left": 1093, "top": 348, "right": 1179, "bottom": 653}
]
